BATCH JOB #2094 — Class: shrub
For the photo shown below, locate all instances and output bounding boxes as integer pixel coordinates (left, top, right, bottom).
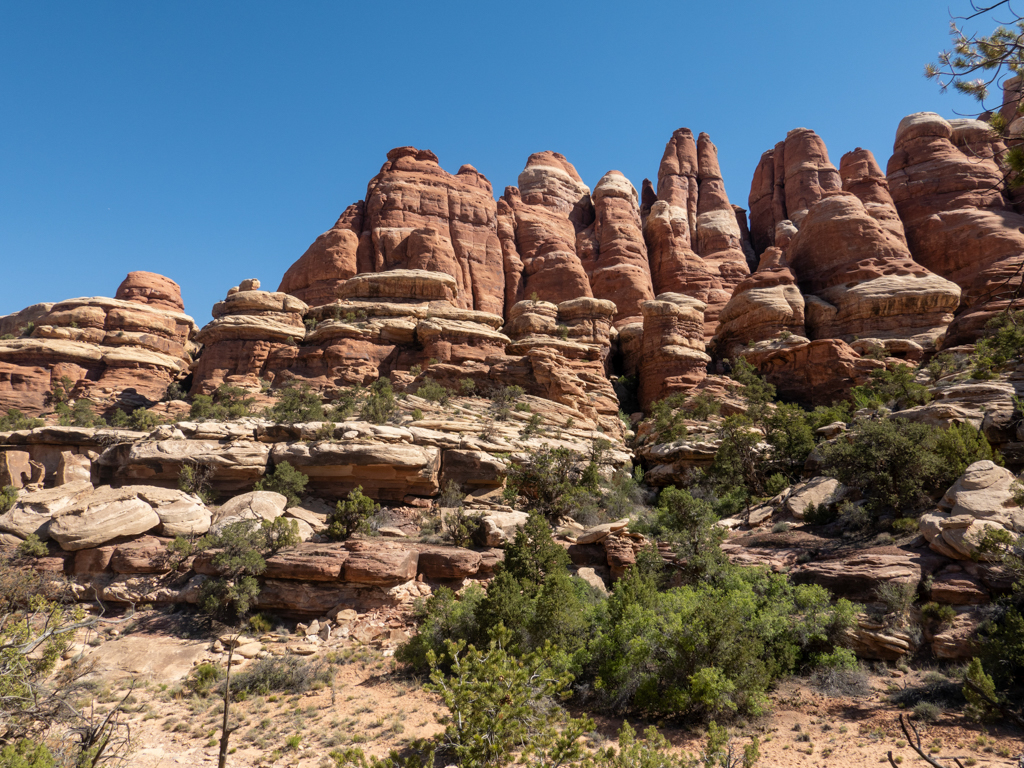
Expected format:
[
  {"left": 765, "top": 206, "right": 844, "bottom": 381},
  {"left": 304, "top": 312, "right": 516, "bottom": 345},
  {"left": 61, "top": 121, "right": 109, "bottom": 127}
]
[
  {"left": 489, "top": 385, "right": 525, "bottom": 421},
  {"left": 921, "top": 602, "right": 957, "bottom": 626},
  {"left": 459, "top": 378, "right": 476, "bottom": 395},
  {"left": 655, "top": 486, "right": 728, "bottom": 583},
  {"left": 875, "top": 580, "right": 917, "bottom": 624},
  {"left": 186, "top": 662, "right": 225, "bottom": 697},
  {"left": 520, "top": 413, "right": 543, "bottom": 438},
  {"left": 912, "top": 701, "right": 941, "bottom": 723},
  {"left": 648, "top": 391, "right": 689, "bottom": 442},
  {"left": 820, "top": 419, "right": 945, "bottom": 515},
  {"left": 254, "top": 461, "right": 308, "bottom": 508},
  {"left": 932, "top": 422, "right": 999, "bottom": 490},
  {"left": 686, "top": 391, "right": 721, "bottom": 420},
  {"left": 229, "top": 656, "right": 331, "bottom": 696},
  {"left": 971, "top": 309, "right": 1024, "bottom": 378},
  {"left": 850, "top": 364, "right": 931, "bottom": 411},
  {"left": 1, "top": 485, "right": 17, "bottom": 514},
  {"left": 249, "top": 612, "right": 275, "bottom": 634},
  {"left": 179, "top": 461, "right": 215, "bottom": 505},
  {"left": 359, "top": 379, "right": 396, "bottom": 424},
  {"left": 171, "top": 517, "right": 300, "bottom": 618},
  {"left": 110, "top": 407, "right": 162, "bottom": 431},
  {"left": 416, "top": 378, "right": 453, "bottom": 405},
  {"left": 589, "top": 567, "right": 855, "bottom": 718},
  {"left": 163, "top": 381, "right": 188, "bottom": 401},
  {"left": 411, "top": 407, "right": 423, "bottom": 421},
  {"left": 442, "top": 506, "right": 481, "bottom": 549},
  {"left": 503, "top": 444, "right": 602, "bottom": 521},
  {"left": 189, "top": 385, "right": 255, "bottom": 420},
  {"left": 804, "top": 501, "right": 837, "bottom": 526},
  {"left": 55, "top": 397, "right": 104, "bottom": 427},
  {"left": 0, "top": 409, "right": 44, "bottom": 431},
  {"left": 267, "top": 382, "right": 324, "bottom": 423},
  {"left": 15, "top": 533, "right": 48, "bottom": 558},
  {"left": 327, "top": 486, "right": 378, "bottom": 541},
  {"left": 0, "top": 739, "right": 56, "bottom": 768}
]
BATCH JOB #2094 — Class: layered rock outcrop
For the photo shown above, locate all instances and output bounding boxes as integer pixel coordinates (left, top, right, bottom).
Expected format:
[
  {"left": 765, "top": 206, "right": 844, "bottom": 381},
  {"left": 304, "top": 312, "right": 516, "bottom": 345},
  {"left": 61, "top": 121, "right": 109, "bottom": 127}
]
[
  {"left": 579, "top": 171, "right": 655, "bottom": 328},
  {"left": 887, "top": 112, "right": 1024, "bottom": 343},
  {"left": 711, "top": 247, "right": 807, "bottom": 360},
  {"left": 644, "top": 129, "right": 750, "bottom": 336},
  {"left": 638, "top": 293, "right": 709, "bottom": 409},
  {"left": 278, "top": 202, "right": 365, "bottom": 307},
  {"left": 190, "top": 282, "right": 307, "bottom": 394},
  {"left": 497, "top": 152, "right": 594, "bottom": 309},
  {"left": 0, "top": 273, "right": 196, "bottom": 415}
]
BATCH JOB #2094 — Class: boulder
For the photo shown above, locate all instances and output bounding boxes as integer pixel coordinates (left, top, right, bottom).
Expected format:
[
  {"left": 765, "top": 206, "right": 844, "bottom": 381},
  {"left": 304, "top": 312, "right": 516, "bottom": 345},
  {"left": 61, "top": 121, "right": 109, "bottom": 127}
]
[
  {"left": 474, "top": 510, "right": 529, "bottom": 547},
  {"left": 48, "top": 487, "right": 161, "bottom": 550},
  {"left": 263, "top": 544, "right": 349, "bottom": 581},
  {"left": 785, "top": 476, "right": 844, "bottom": 519},
  {"left": 919, "top": 460, "right": 1024, "bottom": 559},
  {"left": 343, "top": 542, "right": 419, "bottom": 586},
  {"left": 212, "top": 491, "right": 287, "bottom": 525},
  {"left": 109, "top": 536, "right": 175, "bottom": 574},
  {"left": 417, "top": 548, "right": 482, "bottom": 579}
]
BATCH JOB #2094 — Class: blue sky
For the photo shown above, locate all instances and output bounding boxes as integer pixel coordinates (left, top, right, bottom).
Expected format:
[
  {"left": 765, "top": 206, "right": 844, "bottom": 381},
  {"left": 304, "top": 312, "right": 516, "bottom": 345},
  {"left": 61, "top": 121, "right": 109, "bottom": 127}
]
[{"left": 0, "top": 0, "right": 1001, "bottom": 323}]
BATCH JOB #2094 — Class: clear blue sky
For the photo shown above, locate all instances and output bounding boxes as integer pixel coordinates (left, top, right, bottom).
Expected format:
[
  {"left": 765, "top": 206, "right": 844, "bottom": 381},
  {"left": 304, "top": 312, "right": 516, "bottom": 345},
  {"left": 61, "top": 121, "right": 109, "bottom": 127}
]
[{"left": 0, "top": 0, "right": 1000, "bottom": 323}]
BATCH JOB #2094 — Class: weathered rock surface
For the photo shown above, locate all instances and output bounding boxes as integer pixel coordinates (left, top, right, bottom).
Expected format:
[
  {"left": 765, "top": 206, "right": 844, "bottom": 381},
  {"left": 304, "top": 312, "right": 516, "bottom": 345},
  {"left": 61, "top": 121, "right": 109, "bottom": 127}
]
[
  {"left": 919, "top": 460, "right": 1024, "bottom": 559},
  {"left": 190, "top": 285, "right": 307, "bottom": 394},
  {"left": 644, "top": 129, "right": 749, "bottom": 336},
  {"left": 887, "top": 112, "right": 1024, "bottom": 344},
  {"left": 711, "top": 247, "right": 806, "bottom": 359},
  {"left": 0, "top": 279, "right": 196, "bottom": 415},
  {"left": 638, "top": 294, "right": 709, "bottom": 409},
  {"left": 749, "top": 339, "right": 885, "bottom": 407},
  {"left": 497, "top": 152, "right": 593, "bottom": 307},
  {"left": 581, "top": 171, "right": 654, "bottom": 327},
  {"left": 277, "top": 202, "right": 364, "bottom": 307},
  {"left": 48, "top": 486, "right": 161, "bottom": 550}
]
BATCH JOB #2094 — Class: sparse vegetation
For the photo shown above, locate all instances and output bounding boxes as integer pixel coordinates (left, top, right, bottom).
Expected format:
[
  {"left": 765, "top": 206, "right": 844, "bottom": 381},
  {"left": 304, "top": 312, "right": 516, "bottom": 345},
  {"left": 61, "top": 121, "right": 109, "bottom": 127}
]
[{"left": 253, "top": 461, "right": 309, "bottom": 507}]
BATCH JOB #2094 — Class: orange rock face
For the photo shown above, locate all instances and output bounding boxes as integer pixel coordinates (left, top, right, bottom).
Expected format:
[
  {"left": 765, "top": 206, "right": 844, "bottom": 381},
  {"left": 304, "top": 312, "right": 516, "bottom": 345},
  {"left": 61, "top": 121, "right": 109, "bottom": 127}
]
[
  {"left": 644, "top": 129, "right": 750, "bottom": 337},
  {"left": 887, "top": 112, "right": 1024, "bottom": 344},
  {"left": 579, "top": 171, "right": 655, "bottom": 327},
  {"left": 278, "top": 148, "right": 504, "bottom": 317},
  {"left": 0, "top": 275, "right": 196, "bottom": 415},
  {"left": 747, "top": 128, "right": 842, "bottom": 256},
  {"left": 752, "top": 339, "right": 885, "bottom": 407},
  {"left": 497, "top": 152, "right": 594, "bottom": 308},
  {"left": 115, "top": 271, "right": 185, "bottom": 313},
  {"left": 638, "top": 293, "right": 710, "bottom": 409},
  {"left": 278, "top": 202, "right": 365, "bottom": 307}
]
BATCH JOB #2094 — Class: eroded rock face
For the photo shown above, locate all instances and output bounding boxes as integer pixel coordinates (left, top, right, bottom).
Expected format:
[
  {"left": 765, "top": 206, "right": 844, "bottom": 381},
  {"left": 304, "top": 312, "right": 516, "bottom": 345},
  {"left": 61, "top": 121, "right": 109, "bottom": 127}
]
[
  {"left": 887, "top": 112, "right": 1024, "bottom": 343},
  {"left": 711, "top": 247, "right": 806, "bottom": 360},
  {"left": 786, "top": 192, "right": 961, "bottom": 348},
  {"left": 748, "top": 128, "right": 842, "bottom": 255},
  {"left": 919, "top": 460, "right": 1024, "bottom": 559},
  {"left": 115, "top": 271, "right": 186, "bottom": 313},
  {"left": 190, "top": 284, "right": 308, "bottom": 394},
  {"left": 362, "top": 148, "right": 505, "bottom": 316},
  {"left": 0, "top": 276, "right": 196, "bottom": 415},
  {"left": 751, "top": 339, "right": 885, "bottom": 407},
  {"left": 638, "top": 294, "right": 709, "bottom": 409},
  {"left": 694, "top": 133, "right": 752, "bottom": 328},
  {"left": 497, "top": 152, "right": 594, "bottom": 308},
  {"left": 278, "top": 203, "right": 365, "bottom": 307},
  {"left": 580, "top": 171, "right": 655, "bottom": 327}
]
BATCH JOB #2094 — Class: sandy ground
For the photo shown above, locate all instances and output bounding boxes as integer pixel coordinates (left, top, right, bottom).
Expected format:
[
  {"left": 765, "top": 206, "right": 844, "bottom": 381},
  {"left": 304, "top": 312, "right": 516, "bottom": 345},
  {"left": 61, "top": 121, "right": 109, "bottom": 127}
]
[{"left": 56, "top": 614, "right": 1024, "bottom": 768}]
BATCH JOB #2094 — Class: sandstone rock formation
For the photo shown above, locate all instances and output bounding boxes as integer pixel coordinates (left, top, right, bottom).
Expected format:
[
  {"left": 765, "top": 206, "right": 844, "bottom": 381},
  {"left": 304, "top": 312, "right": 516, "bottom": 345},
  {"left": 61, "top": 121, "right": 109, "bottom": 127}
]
[
  {"left": 0, "top": 274, "right": 196, "bottom": 415},
  {"left": 644, "top": 129, "right": 750, "bottom": 336},
  {"left": 711, "top": 247, "right": 807, "bottom": 360},
  {"left": 887, "top": 112, "right": 1024, "bottom": 343},
  {"left": 115, "top": 271, "right": 186, "bottom": 312},
  {"left": 579, "top": 171, "right": 654, "bottom": 327},
  {"left": 497, "top": 152, "right": 594, "bottom": 308},
  {"left": 277, "top": 202, "right": 365, "bottom": 306},
  {"left": 785, "top": 191, "right": 961, "bottom": 349},
  {"left": 919, "top": 460, "right": 1024, "bottom": 560},
  {"left": 190, "top": 283, "right": 308, "bottom": 393},
  {"left": 638, "top": 293, "right": 709, "bottom": 409}
]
